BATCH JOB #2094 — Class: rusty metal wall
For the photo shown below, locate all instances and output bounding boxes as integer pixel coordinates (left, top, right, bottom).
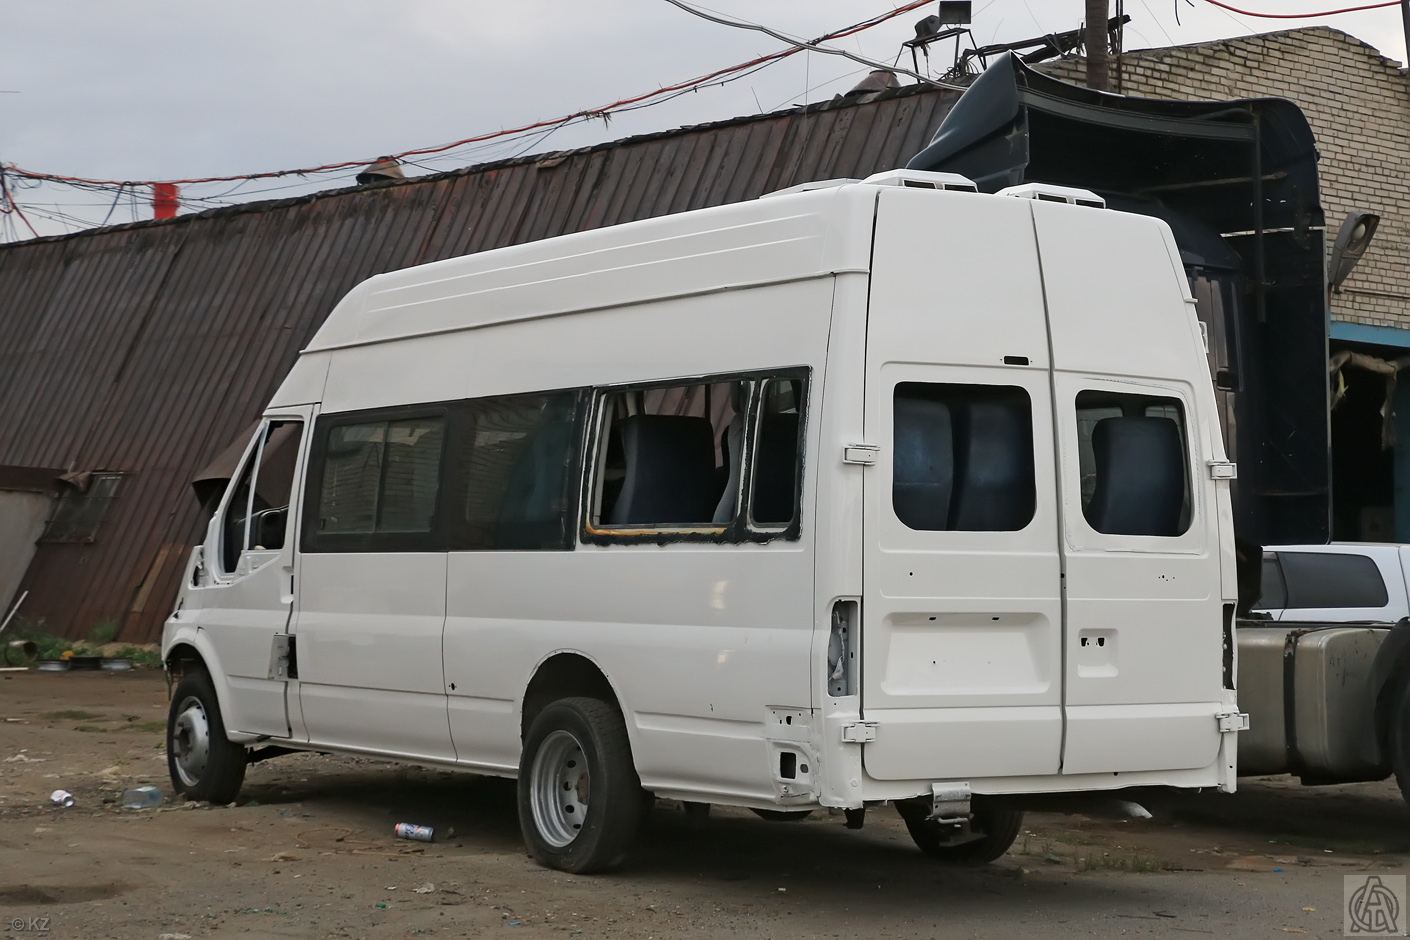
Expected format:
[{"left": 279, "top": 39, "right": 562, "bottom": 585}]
[{"left": 0, "top": 84, "right": 957, "bottom": 643}]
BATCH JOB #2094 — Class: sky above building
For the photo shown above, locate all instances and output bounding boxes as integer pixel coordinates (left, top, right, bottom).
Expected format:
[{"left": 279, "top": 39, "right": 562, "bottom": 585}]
[{"left": 2, "top": 0, "right": 1406, "bottom": 239}]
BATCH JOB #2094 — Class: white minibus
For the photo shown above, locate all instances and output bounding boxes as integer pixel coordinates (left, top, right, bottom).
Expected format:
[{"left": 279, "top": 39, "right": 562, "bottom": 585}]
[{"left": 163, "top": 169, "right": 1245, "bottom": 872}]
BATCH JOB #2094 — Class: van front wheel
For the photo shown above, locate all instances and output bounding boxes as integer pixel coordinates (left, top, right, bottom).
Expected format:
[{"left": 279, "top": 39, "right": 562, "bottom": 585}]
[
  {"left": 896, "top": 799, "right": 1023, "bottom": 864},
  {"left": 166, "top": 669, "right": 247, "bottom": 805},
  {"left": 518, "top": 697, "right": 645, "bottom": 873}
]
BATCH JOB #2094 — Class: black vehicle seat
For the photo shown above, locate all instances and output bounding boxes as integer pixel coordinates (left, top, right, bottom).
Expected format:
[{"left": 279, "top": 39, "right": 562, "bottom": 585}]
[
  {"left": 950, "top": 399, "right": 1036, "bottom": 531},
  {"left": 610, "top": 414, "right": 719, "bottom": 526},
  {"left": 1084, "top": 415, "right": 1183, "bottom": 536},
  {"left": 892, "top": 397, "right": 954, "bottom": 530}
]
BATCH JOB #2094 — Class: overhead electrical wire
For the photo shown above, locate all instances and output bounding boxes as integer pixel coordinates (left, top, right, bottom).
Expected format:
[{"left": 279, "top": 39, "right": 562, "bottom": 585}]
[
  {"left": 2, "top": 0, "right": 939, "bottom": 197},
  {"left": 1199, "top": 0, "right": 1398, "bottom": 16},
  {"left": 656, "top": 0, "right": 965, "bottom": 91}
]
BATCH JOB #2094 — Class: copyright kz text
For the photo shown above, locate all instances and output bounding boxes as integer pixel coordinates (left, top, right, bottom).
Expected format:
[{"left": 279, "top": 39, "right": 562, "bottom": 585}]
[{"left": 7, "top": 917, "right": 50, "bottom": 933}]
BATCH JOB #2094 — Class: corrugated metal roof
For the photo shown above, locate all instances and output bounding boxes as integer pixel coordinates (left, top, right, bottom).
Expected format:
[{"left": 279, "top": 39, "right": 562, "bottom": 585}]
[{"left": 0, "top": 82, "right": 959, "bottom": 643}]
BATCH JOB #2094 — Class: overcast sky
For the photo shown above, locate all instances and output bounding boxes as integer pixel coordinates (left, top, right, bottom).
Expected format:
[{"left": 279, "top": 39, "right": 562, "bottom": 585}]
[{"left": 2, "top": 0, "right": 1406, "bottom": 239}]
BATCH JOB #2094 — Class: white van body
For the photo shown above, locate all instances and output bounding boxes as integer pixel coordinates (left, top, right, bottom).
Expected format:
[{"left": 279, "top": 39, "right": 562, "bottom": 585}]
[{"left": 163, "top": 171, "right": 1242, "bottom": 861}]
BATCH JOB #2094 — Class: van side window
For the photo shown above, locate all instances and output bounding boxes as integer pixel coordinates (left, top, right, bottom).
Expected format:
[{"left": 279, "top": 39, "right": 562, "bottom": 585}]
[
  {"left": 584, "top": 370, "right": 808, "bottom": 542},
  {"left": 449, "top": 391, "right": 581, "bottom": 551},
  {"left": 892, "top": 383, "right": 1035, "bottom": 532},
  {"left": 312, "top": 414, "right": 446, "bottom": 540},
  {"left": 1278, "top": 552, "right": 1388, "bottom": 609},
  {"left": 219, "top": 420, "right": 304, "bottom": 574},
  {"left": 246, "top": 422, "right": 302, "bottom": 551},
  {"left": 750, "top": 379, "right": 804, "bottom": 527},
  {"left": 1076, "top": 391, "right": 1190, "bottom": 537},
  {"left": 591, "top": 380, "right": 744, "bottom": 530},
  {"left": 221, "top": 455, "right": 256, "bottom": 575}
]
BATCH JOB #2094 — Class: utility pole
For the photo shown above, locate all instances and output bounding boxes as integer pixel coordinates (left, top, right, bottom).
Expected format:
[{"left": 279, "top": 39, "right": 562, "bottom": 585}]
[
  {"left": 1401, "top": 0, "right": 1410, "bottom": 74},
  {"left": 1085, "top": 0, "right": 1111, "bottom": 91}
]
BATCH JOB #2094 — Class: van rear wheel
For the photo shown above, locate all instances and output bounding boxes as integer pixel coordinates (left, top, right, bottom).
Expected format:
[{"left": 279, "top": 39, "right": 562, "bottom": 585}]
[
  {"left": 166, "top": 669, "right": 247, "bottom": 805},
  {"left": 895, "top": 799, "right": 1023, "bottom": 864},
  {"left": 518, "top": 697, "right": 645, "bottom": 873}
]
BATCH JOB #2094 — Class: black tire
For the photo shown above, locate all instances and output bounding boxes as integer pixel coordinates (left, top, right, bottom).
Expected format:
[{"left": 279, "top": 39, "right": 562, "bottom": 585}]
[
  {"left": 517, "top": 697, "right": 645, "bottom": 873},
  {"left": 895, "top": 799, "right": 1023, "bottom": 864},
  {"left": 750, "top": 808, "right": 813, "bottom": 822},
  {"left": 166, "top": 668, "right": 247, "bottom": 805},
  {"left": 1390, "top": 679, "right": 1410, "bottom": 804}
]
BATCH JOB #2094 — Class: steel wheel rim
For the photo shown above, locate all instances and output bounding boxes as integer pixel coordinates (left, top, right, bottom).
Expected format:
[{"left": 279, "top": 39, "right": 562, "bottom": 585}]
[
  {"left": 172, "top": 695, "right": 211, "bottom": 788},
  {"left": 530, "top": 729, "right": 590, "bottom": 848}
]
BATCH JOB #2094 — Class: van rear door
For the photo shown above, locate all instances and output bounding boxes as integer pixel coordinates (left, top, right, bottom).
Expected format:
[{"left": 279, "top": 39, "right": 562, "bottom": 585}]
[
  {"left": 1033, "top": 200, "right": 1225, "bottom": 777},
  {"left": 860, "top": 189, "right": 1064, "bottom": 782}
]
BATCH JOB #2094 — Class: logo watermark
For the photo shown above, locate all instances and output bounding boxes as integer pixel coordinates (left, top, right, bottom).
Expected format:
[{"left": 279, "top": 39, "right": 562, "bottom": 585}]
[
  {"left": 7, "top": 916, "right": 50, "bottom": 933},
  {"left": 1347, "top": 874, "right": 1407, "bottom": 936}
]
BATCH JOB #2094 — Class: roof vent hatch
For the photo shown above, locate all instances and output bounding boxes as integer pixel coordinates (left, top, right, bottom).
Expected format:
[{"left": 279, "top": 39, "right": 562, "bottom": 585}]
[
  {"left": 862, "top": 169, "right": 977, "bottom": 192},
  {"left": 996, "top": 183, "right": 1105, "bottom": 209}
]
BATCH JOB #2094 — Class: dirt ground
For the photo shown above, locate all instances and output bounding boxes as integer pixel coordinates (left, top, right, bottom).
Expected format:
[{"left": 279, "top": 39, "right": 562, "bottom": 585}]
[{"left": 0, "top": 671, "right": 1406, "bottom": 939}]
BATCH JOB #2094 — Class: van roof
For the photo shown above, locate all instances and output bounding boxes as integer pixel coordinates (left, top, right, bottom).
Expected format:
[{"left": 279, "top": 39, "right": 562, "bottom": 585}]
[{"left": 302, "top": 182, "right": 886, "bottom": 355}]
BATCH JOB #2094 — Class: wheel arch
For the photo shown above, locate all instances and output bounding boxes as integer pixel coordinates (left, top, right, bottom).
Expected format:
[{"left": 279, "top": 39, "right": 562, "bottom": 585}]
[
  {"left": 520, "top": 651, "right": 629, "bottom": 744},
  {"left": 1369, "top": 619, "right": 1410, "bottom": 767},
  {"left": 162, "top": 633, "right": 250, "bottom": 742}
]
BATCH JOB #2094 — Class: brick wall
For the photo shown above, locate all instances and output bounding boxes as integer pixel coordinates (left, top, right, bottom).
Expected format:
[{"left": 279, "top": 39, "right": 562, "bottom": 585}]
[{"left": 1041, "top": 28, "right": 1410, "bottom": 332}]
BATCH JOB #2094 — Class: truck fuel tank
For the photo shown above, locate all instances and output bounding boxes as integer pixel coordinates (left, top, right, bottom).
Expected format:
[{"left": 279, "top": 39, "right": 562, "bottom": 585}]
[{"left": 1236, "top": 623, "right": 1388, "bottom": 781}]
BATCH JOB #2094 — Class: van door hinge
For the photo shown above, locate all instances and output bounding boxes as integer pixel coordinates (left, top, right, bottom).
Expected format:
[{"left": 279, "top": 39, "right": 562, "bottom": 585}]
[
  {"left": 1206, "top": 460, "right": 1237, "bottom": 480},
  {"left": 1216, "top": 711, "right": 1249, "bottom": 733},
  {"left": 843, "top": 444, "right": 879, "bottom": 466},
  {"left": 841, "top": 721, "right": 877, "bottom": 743}
]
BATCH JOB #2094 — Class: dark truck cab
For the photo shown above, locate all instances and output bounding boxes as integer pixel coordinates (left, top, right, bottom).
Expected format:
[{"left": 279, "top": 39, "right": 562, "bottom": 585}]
[{"left": 909, "top": 55, "right": 1410, "bottom": 801}]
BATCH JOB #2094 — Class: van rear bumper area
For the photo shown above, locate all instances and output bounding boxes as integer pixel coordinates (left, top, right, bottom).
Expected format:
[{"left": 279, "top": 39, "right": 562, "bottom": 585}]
[
  {"left": 858, "top": 763, "right": 1227, "bottom": 806},
  {"left": 861, "top": 702, "right": 1225, "bottom": 782}
]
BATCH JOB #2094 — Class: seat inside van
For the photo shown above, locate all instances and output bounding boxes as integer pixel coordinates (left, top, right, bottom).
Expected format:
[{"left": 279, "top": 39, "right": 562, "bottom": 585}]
[{"left": 610, "top": 414, "right": 720, "bottom": 525}]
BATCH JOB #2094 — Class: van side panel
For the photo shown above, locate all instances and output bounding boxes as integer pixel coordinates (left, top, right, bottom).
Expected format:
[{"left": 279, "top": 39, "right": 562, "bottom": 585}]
[{"left": 441, "top": 280, "right": 830, "bottom": 801}]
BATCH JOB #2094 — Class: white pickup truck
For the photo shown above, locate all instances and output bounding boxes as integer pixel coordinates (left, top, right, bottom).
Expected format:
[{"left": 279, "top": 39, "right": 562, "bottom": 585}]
[{"left": 1240, "top": 543, "right": 1410, "bottom": 800}]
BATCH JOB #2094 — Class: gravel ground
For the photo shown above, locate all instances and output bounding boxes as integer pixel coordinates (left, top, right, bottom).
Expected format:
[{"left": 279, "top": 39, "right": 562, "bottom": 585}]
[{"left": 1, "top": 670, "right": 1407, "bottom": 939}]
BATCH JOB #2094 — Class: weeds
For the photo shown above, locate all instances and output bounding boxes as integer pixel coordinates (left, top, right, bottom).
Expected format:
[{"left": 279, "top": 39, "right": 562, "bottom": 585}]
[
  {"left": 88, "top": 619, "right": 119, "bottom": 646},
  {"left": 112, "top": 645, "right": 163, "bottom": 668},
  {"left": 1076, "top": 850, "right": 1164, "bottom": 873},
  {"left": 42, "top": 709, "right": 102, "bottom": 721},
  {"left": 2, "top": 616, "right": 162, "bottom": 666}
]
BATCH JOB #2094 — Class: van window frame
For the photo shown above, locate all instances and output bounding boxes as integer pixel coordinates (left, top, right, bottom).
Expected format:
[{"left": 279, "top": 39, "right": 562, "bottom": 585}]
[
  {"left": 301, "top": 403, "right": 452, "bottom": 554},
  {"left": 1070, "top": 385, "right": 1199, "bottom": 543},
  {"left": 579, "top": 367, "right": 809, "bottom": 546},
  {"left": 442, "top": 387, "right": 589, "bottom": 553}
]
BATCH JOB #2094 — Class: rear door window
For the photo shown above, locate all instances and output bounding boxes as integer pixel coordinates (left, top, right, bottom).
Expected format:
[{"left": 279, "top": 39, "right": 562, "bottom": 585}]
[
  {"left": 1075, "top": 391, "right": 1191, "bottom": 537},
  {"left": 891, "top": 382, "right": 1035, "bottom": 532}
]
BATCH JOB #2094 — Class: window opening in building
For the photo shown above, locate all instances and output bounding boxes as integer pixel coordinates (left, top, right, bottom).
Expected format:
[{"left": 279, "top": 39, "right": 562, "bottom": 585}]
[{"left": 41, "top": 472, "right": 124, "bottom": 544}]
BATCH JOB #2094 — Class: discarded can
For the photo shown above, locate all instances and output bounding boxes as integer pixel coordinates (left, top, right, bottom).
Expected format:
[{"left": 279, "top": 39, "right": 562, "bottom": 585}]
[
  {"left": 120, "top": 785, "right": 163, "bottom": 809},
  {"left": 394, "top": 823, "right": 434, "bottom": 842},
  {"left": 49, "top": 789, "right": 75, "bottom": 808}
]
